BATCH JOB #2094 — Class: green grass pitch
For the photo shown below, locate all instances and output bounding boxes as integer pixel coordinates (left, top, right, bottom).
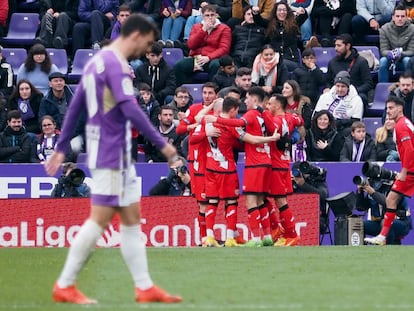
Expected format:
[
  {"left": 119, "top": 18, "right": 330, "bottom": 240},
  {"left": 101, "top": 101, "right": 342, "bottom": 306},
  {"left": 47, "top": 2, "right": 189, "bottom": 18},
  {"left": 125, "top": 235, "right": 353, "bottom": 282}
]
[{"left": 2, "top": 246, "right": 414, "bottom": 311}]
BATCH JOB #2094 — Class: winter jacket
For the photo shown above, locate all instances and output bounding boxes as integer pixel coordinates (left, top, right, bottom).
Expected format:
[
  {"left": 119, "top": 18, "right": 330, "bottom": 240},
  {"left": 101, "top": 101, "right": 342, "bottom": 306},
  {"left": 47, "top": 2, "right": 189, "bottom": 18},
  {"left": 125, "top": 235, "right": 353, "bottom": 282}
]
[
  {"left": 231, "top": 22, "right": 266, "bottom": 68},
  {"left": 379, "top": 20, "right": 414, "bottom": 57},
  {"left": 253, "top": 14, "right": 300, "bottom": 64},
  {"left": 356, "top": 0, "right": 395, "bottom": 23},
  {"left": 144, "top": 124, "right": 183, "bottom": 162},
  {"left": 78, "top": 0, "right": 118, "bottom": 22},
  {"left": 389, "top": 84, "right": 414, "bottom": 122},
  {"left": 340, "top": 134, "right": 376, "bottom": 162},
  {"left": 212, "top": 70, "right": 235, "bottom": 90},
  {"left": 39, "top": 85, "right": 85, "bottom": 138},
  {"left": 0, "top": 58, "right": 13, "bottom": 97},
  {"left": 40, "top": 0, "right": 79, "bottom": 19},
  {"left": 232, "top": 0, "right": 273, "bottom": 20},
  {"left": 305, "top": 127, "right": 344, "bottom": 161},
  {"left": 135, "top": 58, "right": 176, "bottom": 104},
  {"left": 315, "top": 85, "right": 364, "bottom": 120},
  {"left": 0, "top": 126, "right": 32, "bottom": 163},
  {"left": 292, "top": 63, "right": 327, "bottom": 105},
  {"left": 187, "top": 22, "right": 232, "bottom": 60},
  {"left": 326, "top": 48, "right": 373, "bottom": 96},
  {"left": 138, "top": 95, "right": 161, "bottom": 127},
  {"left": 8, "top": 93, "right": 43, "bottom": 134}
]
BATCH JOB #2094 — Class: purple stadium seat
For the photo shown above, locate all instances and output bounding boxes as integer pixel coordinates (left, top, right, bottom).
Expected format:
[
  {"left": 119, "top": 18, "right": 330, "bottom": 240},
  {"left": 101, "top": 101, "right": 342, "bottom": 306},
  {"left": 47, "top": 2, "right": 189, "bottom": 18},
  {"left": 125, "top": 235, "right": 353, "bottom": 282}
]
[
  {"left": 46, "top": 48, "right": 68, "bottom": 74},
  {"left": 2, "top": 48, "right": 27, "bottom": 77},
  {"left": 76, "top": 152, "right": 87, "bottom": 163},
  {"left": 363, "top": 117, "right": 382, "bottom": 138},
  {"left": 366, "top": 82, "right": 392, "bottom": 117},
  {"left": 68, "top": 49, "right": 97, "bottom": 82},
  {"left": 313, "top": 47, "right": 336, "bottom": 73},
  {"left": 1, "top": 13, "right": 40, "bottom": 46},
  {"left": 181, "top": 83, "right": 203, "bottom": 103},
  {"left": 162, "top": 48, "right": 184, "bottom": 67}
]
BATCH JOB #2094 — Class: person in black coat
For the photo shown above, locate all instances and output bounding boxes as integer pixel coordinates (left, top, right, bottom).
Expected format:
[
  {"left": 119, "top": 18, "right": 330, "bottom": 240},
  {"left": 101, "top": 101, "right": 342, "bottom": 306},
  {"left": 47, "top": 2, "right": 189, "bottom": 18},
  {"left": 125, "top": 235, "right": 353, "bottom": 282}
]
[
  {"left": 292, "top": 48, "right": 328, "bottom": 105},
  {"left": 253, "top": 2, "right": 301, "bottom": 72},
  {"left": 135, "top": 42, "right": 176, "bottom": 104},
  {"left": 340, "top": 121, "right": 376, "bottom": 162},
  {"left": 305, "top": 110, "right": 344, "bottom": 161},
  {"left": 137, "top": 83, "right": 161, "bottom": 127},
  {"left": 231, "top": 7, "right": 266, "bottom": 68},
  {"left": 8, "top": 79, "right": 43, "bottom": 135},
  {"left": 0, "top": 110, "right": 32, "bottom": 163},
  {"left": 37, "top": 0, "right": 80, "bottom": 49},
  {"left": 326, "top": 34, "right": 373, "bottom": 107},
  {"left": 311, "top": 0, "right": 356, "bottom": 47}
]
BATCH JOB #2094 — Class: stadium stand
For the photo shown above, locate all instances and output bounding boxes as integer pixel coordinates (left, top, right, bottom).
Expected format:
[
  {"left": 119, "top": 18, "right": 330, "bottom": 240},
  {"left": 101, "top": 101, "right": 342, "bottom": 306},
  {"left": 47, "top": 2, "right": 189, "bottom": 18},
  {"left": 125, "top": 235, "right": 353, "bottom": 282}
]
[
  {"left": 366, "top": 82, "right": 391, "bottom": 117},
  {"left": 362, "top": 117, "right": 382, "bottom": 138},
  {"left": 1, "top": 13, "right": 40, "bottom": 46},
  {"left": 46, "top": 48, "right": 69, "bottom": 75},
  {"left": 162, "top": 48, "right": 184, "bottom": 67},
  {"left": 313, "top": 47, "right": 336, "bottom": 73},
  {"left": 68, "top": 49, "right": 97, "bottom": 82},
  {"left": 181, "top": 83, "right": 203, "bottom": 103}
]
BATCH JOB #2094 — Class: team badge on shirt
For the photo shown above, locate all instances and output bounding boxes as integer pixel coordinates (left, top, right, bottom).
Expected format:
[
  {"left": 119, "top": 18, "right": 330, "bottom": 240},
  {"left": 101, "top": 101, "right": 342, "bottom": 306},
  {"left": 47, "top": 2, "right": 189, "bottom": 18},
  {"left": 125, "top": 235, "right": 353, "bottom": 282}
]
[{"left": 122, "top": 77, "right": 134, "bottom": 96}]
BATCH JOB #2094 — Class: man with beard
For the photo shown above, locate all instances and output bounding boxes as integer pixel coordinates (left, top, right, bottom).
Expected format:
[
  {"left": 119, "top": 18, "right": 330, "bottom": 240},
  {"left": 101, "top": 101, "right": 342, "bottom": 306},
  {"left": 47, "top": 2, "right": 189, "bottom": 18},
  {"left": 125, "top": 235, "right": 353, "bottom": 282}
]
[
  {"left": 0, "top": 110, "right": 32, "bottom": 163},
  {"left": 388, "top": 73, "right": 414, "bottom": 123},
  {"left": 219, "top": 67, "right": 253, "bottom": 115},
  {"left": 144, "top": 106, "right": 184, "bottom": 162},
  {"left": 326, "top": 34, "right": 373, "bottom": 108}
]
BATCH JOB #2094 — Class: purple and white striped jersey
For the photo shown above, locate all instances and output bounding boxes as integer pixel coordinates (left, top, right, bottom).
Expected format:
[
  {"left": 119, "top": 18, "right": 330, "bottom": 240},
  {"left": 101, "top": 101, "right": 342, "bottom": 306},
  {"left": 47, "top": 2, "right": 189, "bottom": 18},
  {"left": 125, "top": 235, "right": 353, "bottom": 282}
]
[{"left": 56, "top": 48, "right": 167, "bottom": 169}]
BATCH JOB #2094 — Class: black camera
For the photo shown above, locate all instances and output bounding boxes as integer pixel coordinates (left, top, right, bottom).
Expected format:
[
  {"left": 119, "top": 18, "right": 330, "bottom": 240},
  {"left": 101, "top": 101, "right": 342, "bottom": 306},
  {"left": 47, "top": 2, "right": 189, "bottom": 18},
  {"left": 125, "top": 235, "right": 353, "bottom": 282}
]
[
  {"left": 298, "top": 161, "right": 326, "bottom": 178},
  {"left": 352, "top": 176, "right": 369, "bottom": 186},
  {"left": 62, "top": 168, "right": 86, "bottom": 186},
  {"left": 176, "top": 165, "right": 189, "bottom": 175},
  {"left": 362, "top": 162, "right": 397, "bottom": 181}
]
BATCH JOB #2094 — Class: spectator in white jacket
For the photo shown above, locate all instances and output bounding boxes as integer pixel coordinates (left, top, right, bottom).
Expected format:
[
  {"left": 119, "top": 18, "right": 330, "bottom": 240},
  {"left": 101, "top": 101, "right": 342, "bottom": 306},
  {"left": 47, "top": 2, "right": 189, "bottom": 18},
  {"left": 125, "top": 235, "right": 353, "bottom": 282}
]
[{"left": 314, "top": 71, "right": 363, "bottom": 138}]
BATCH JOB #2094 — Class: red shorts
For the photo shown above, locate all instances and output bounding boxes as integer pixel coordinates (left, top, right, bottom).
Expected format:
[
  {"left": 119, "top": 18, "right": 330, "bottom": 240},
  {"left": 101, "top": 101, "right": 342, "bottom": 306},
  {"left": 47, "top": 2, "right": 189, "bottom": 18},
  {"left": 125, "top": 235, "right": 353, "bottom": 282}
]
[
  {"left": 269, "top": 167, "right": 293, "bottom": 196},
  {"left": 243, "top": 165, "right": 271, "bottom": 194},
  {"left": 205, "top": 170, "right": 240, "bottom": 200},
  {"left": 391, "top": 173, "right": 414, "bottom": 197},
  {"left": 192, "top": 173, "right": 207, "bottom": 202}
]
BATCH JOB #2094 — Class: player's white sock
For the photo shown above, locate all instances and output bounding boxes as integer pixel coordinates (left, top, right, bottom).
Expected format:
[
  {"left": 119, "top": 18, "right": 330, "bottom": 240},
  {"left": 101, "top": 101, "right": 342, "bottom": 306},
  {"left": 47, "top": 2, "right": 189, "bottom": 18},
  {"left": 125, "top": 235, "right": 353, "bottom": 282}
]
[
  {"left": 57, "top": 219, "right": 103, "bottom": 288},
  {"left": 120, "top": 224, "right": 153, "bottom": 290}
]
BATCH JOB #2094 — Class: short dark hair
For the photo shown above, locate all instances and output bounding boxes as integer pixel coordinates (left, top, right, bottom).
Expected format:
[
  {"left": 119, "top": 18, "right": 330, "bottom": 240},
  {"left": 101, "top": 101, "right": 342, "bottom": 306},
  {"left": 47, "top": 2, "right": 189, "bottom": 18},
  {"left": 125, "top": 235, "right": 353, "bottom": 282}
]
[
  {"left": 352, "top": 121, "right": 365, "bottom": 131},
  {"left": 201, "top": 4, "right": 217, "bottom": 14},
  {"left": 248, "top": 86, "right": 266, "bottom": 102},
  {"left": 394, "top": 4, "right": 407, "bottom": 14},
  {"left": 335, "top": 33, "right": 353, "bottom": 47},
  {"left": 175, "top": 86, "right": 189, "bottom": 95},
  {"left": 302, "top": 48, "right": 315, "bottom": 58},
  {"left": 149, "top": 41, "right": 163, "bottom": 55},
  {"left": 159, "top": 105, "right": 174, "bottom": 114},
  {"left": 138, "top": 82, "right": 152, "bottom": 92},
  {"left": 119, "top": 3, "right": 132, "bottom": 13},
  {"left": 120, "top": 13, "right": 159, "bottom": 38},
  {"left": 226, "top": 86, "right": 241, "bottom": 96},
  {"left": 7, "top": 110, "right": 22, "bottom": 121},
  {"left": 272, "top": 93, "right": 288, "bottom": 110},
  {"left": 222, "top": 96, "right": 241, "bottom": 113},
  {"left": 203, "top": 81, "right": 219, "bottom": 94},
  {"left": 236, "top": 67, "right": 252, "bottom": 77},
  {"left": 219, "top": 55, "right": 234, "bottom": 67},
  {"left": 387, "top": 95, "right": 405, "bottom": 106}
]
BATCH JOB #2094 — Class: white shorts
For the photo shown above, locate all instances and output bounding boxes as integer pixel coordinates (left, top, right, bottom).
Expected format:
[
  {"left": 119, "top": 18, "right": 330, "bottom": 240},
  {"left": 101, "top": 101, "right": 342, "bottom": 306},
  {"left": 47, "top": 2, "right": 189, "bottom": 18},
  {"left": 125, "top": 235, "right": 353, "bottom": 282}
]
[{"left": 90, "top": 165, "right": 141, "bottom": 207}]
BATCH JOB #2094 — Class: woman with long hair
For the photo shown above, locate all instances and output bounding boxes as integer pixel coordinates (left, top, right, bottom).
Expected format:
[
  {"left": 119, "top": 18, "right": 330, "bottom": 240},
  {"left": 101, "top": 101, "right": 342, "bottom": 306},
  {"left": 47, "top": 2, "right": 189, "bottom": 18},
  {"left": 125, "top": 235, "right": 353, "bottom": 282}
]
[
  {"left": 8, "top": 79, "right": 44, "bottom": 134},
  {"left": 375, "top": 118, "right": 399, "bottom": 162},
  {"left": 305, "top": 109, "right": 344, "bottom": 161},
  {"left": 282, "top": 80, "right": 313, "bottom": 129},
  {"left": 253, "top": 1, "right": 300, "bottom": 72},
  {"left": 251, "top": 44, "right": 289, "bottom": 94},
  {"left": 16, "top": 43, "right": 59, "bottom": 95}
]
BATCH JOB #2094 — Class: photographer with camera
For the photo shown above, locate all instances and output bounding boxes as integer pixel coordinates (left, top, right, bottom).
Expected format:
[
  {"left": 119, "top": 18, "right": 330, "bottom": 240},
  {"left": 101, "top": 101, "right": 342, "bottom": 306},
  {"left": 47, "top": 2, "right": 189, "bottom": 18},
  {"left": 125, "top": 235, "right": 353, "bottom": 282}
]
[
  {"left": 51, "top": 162, "right": 91, "bottom": 198},
  {"left": 292, "top": 161, "right": 329, "bottom": 236},
  {"left": 149, "top": 156, "right": 191, "bottom": 196},
  {"left": 355, "top": 162, "right": 412, "bottom": 245},
  {"left": 365, "top": 96, "right": 414, "bottom": 245}
]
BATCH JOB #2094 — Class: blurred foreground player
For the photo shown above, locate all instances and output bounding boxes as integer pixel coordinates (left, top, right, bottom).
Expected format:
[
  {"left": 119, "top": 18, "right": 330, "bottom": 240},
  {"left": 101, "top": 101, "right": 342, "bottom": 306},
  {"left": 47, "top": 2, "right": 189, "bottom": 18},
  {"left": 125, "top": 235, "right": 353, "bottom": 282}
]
[{"left": 45, "top": 14, "right": 182, "bottom": 304}]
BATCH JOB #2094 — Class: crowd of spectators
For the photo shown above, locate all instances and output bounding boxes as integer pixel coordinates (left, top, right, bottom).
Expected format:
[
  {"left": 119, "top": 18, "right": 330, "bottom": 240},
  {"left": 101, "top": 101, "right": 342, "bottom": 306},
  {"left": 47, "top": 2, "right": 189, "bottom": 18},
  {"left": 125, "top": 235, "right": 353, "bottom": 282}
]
[{"left": 1, "top": 0, "right": 414, "bottom": 167}]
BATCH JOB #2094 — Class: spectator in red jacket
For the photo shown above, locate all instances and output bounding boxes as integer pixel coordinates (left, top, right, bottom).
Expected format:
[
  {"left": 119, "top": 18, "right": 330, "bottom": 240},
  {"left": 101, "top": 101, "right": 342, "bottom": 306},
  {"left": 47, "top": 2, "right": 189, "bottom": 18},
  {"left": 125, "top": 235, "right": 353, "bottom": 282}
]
[{"left": 174, "top": 4, "right": 231, "bottom": 85}]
